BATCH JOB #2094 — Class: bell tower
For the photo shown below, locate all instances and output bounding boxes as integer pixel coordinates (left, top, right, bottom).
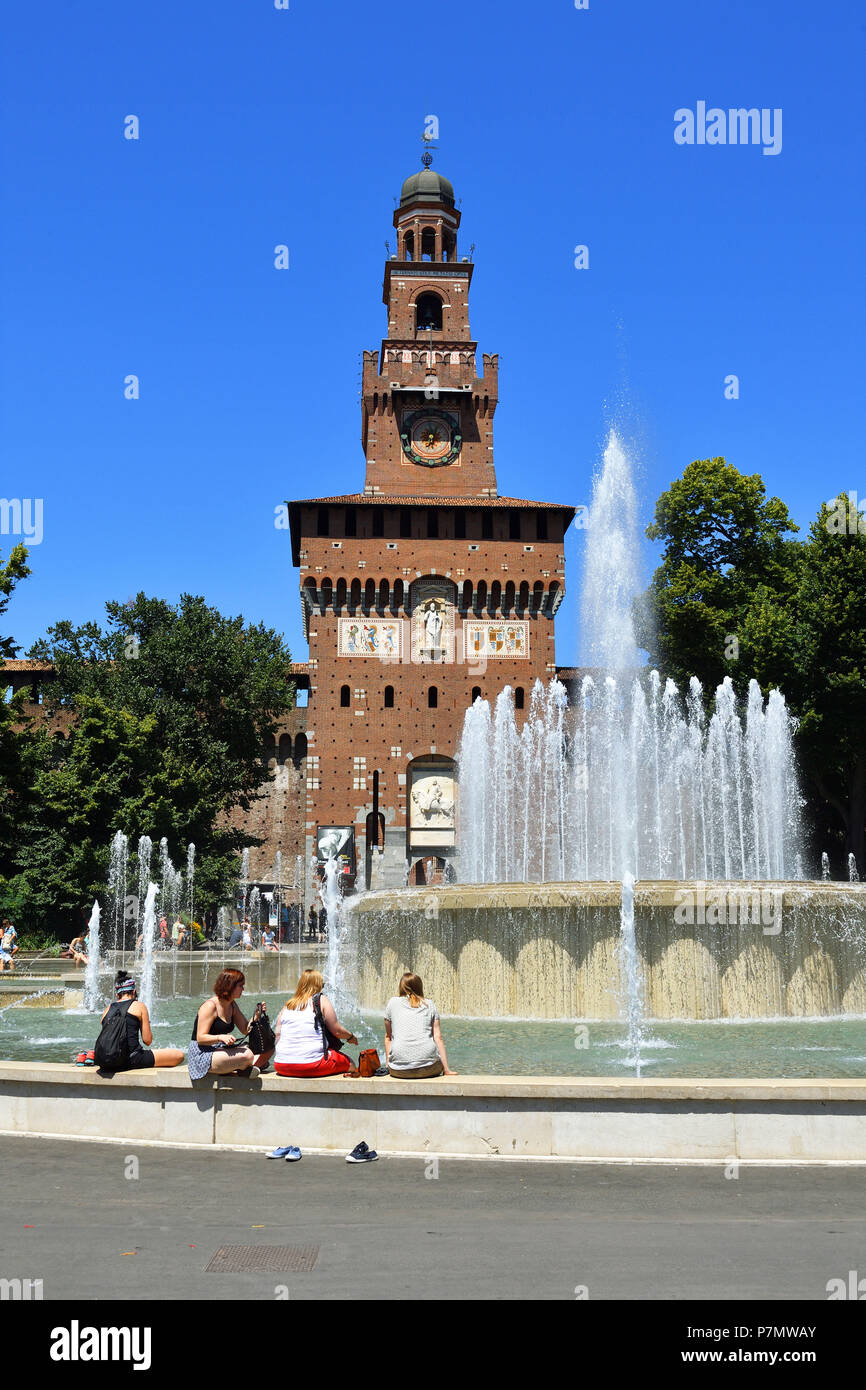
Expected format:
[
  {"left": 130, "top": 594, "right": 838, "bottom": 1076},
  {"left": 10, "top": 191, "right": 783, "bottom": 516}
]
[{"left": 361, "top": 156, "right": 499, "bottom": 498}]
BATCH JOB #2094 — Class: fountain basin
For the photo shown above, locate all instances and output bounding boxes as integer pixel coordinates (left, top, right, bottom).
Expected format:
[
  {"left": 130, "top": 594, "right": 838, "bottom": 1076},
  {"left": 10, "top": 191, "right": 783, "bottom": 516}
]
[
  {"left": 2, "top": 1063, "right": 866, "bottom": 1162},
  {"left": 348, "top": 880, "right": 866, "bottom": 1020}
]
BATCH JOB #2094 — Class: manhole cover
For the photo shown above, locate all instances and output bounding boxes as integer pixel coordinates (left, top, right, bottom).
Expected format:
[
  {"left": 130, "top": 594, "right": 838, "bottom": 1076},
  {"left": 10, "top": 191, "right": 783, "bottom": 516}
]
[{"left": 205, "top": 1245, "right": 319, "bottom": 1273}]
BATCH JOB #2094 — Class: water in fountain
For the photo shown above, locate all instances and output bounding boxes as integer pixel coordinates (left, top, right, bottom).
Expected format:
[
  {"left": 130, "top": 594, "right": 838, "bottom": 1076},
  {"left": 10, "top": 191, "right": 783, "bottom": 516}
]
[
  {"left": 850, "top": 854, "right": 860, "bottom": 883},
  {"left": 295, "top": 854, "right": 304, "bottom": 980},
  {"left": 459, "top": 675, "right": 803, "bottom": 885},
  {"left": 82, "top": 901, "right": 102, "bottom": 1012},
  {"left": 240, "top": 848, "right": 250, "bottom": 926},
  {"left": 822, "top": 852, "right": 831, "bottom": 881},
  {"left": 248, "top": 887, "right": 261, "bottom": 939},
  {"left": 217, "top": 906, "right": 230, "bottom": 943},
  {"left": 135, "top": 836, "right": 153, "bottom": 947},
  {"left": 139, "top": 883, "right": 159, "bottom": 1015},
  {"left": 618, "top": 873, "right": 644, "bottom": 1074},
  {"left": 108, "top": 831, "right": 128, "bottom": 953},
  {"left": 187, "top": 843, "right": 196, "bottom": 926}
]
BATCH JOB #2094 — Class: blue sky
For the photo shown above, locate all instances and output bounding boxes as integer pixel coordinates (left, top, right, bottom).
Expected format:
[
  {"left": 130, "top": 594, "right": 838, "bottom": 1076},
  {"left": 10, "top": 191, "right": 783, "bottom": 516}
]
[{"left": 1, "top": 0, "right": 864, "bottom": 671}]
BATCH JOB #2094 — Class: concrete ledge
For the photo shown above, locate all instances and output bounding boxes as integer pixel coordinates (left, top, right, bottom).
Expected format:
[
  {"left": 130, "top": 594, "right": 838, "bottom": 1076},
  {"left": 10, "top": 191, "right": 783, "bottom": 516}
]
[{"left": 1, "top": 1063, "right": 865, "bottom": 1162}]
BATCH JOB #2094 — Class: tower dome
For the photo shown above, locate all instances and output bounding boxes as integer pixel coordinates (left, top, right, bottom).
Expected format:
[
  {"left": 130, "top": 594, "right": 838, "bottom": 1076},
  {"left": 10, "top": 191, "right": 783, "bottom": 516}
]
[{"left": 399, "top": 168, "right": 455, "bottom": 208}]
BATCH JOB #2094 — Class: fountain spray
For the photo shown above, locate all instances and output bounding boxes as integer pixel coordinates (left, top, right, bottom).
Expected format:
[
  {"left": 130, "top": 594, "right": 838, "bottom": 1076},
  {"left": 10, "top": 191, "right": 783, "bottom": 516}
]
[{"left": 82, "top": 901, "right": 102, "bottom": 1012}]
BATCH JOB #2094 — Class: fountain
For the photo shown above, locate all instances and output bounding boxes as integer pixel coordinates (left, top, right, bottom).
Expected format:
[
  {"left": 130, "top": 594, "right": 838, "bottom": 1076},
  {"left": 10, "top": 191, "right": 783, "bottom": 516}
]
[
  {"left": 82, "top": 901, "right": 102, "bottom": 1013},
  {"left": 348, "top": 430, "right": 866, "bottom": 1039},
  {"left": 138, "top": 883, "right": 159, "bottom": 1016}
]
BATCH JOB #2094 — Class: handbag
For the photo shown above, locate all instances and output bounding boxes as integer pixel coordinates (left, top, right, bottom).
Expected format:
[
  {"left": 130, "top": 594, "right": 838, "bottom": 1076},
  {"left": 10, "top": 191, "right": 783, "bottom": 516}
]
[
  {"left": 358, "top": 1048, "right": 381, "bottom": 1078},
  {"left": 248, "top": 1004, "right": 276, "bottom": 1055}
]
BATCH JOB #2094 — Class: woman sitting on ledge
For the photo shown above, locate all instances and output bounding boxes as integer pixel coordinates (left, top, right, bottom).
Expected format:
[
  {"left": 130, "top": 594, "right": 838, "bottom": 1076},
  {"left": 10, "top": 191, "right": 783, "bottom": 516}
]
[
  {"left": 273, "top": 969, "right": 356, "bottom": 1077},
  {"left": 96, "top": 972, "right": 184, "bottom": 1071},
  {"left": 188, "top": 969, "right": 273, "bottom": 1081},
  {"left": 384, "top": 972, "right": 456, "bottom": 1079}
]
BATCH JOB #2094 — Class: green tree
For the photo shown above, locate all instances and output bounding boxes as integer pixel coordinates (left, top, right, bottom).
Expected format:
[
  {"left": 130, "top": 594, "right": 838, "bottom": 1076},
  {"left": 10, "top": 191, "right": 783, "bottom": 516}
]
[
  {"left": 0, "top": 545, "right": 43, "bottom": 893},
  {"left": 639, "top": 463, "right": 866, "bottom": 873},
  {"left": 744, "top": 496, "right": 866, "bottom": 873},
  {"left": 634, "top": 457, "right": 799, "bottom": 693},
  {"left": 14, "top": 593, "right": 295, "bottom": 932}
]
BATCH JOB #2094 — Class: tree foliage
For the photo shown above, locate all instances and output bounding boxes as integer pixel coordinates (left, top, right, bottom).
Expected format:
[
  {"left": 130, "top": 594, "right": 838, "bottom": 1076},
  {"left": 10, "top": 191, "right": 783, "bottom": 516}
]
[
  {"left": 10, "top": 593, "right": 295, "bottom": 932},
  {"left": 638, "top": 465, "right": 866, "bottom": 872}
]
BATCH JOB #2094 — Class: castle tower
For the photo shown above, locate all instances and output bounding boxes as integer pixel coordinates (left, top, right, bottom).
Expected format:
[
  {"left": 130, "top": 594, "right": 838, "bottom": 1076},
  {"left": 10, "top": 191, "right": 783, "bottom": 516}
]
[{"left": 288, "top": 160, "right": 574, "bottom": 892}]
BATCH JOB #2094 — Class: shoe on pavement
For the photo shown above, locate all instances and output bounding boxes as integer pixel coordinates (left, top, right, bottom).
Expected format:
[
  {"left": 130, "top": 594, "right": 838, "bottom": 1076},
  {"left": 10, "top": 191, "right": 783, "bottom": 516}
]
[
  {"left": 266, "top": 1145, "right": 298, "bottom": 1160},
  {"left": 346, "top": 1140, "right": 378, "bottom": 1164},
  {"left": 283, "top": 1146, "right": 302, "bottom": 1162}
]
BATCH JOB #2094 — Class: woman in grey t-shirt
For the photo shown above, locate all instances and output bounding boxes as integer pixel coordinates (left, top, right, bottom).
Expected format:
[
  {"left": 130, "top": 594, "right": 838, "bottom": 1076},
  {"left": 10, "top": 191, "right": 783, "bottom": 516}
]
[{"left": 384, "top": 972, "right": 457, "bottom": 1078}]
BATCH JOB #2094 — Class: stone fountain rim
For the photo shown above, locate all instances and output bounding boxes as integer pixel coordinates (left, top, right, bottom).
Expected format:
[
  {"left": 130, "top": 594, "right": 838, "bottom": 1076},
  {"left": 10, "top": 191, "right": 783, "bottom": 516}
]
[{"left": 350, "top": 879, "right": 866, "bottom": 912}]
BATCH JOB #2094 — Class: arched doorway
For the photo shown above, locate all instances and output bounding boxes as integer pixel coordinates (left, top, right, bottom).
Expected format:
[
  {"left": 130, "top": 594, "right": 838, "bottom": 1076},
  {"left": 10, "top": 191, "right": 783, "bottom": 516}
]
[{"left": 410, "top": 855, "right": 447, "bottom": 887}]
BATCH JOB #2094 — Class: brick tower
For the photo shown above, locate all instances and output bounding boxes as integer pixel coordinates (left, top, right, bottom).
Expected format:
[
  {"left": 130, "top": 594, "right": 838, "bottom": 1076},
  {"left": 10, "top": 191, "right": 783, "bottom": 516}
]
[{"left": 288, "top": 159, "right": 574, "bottom": 893}]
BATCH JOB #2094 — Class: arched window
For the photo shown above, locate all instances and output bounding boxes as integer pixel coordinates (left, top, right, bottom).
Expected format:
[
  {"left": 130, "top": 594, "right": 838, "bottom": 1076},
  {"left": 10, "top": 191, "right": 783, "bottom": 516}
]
[
  {"left": 340, "top": 685, "right": 350, "bottom": 708},
  {"left": 404, "top": 230, "right": 414, "bottom": 260},
  {"left": 364, "top": 578, "right": 376, "bottom": 610},
  {"left": 415, "top": 292, "right": 443, "bottom": 331},
  {"left": 378, "top": 578, "right": 389, "bottom": 610},
  {"left": 518, "top": 581, "right": 530, "bottom": 612},
  {"left": 335, "top": 578, "right": 347, "bottom": 610},
  {"left": 384, "top": 685, "right": 394, "bottom": 708},
  {"left": 393, "top": 578, "right": 404, "bottom": 611},
  {"left": 350, "top": 578, "right": 362, "bottom": 610},
  {"left": 421, "top": 227, "right": 436, "bottom": 260},
  {"left": 428, "top": 686, "right": 438, "bottom": 709},
  {"left": 293, "top": 732, "right": 307, "bottom": 768},
  {"left": 471, "top": 686, "right": 481, "bottom": 703},
  {"left": 278, "top": 733, "right": 293, "bottom": 763},
  {"left": 514, "top": 687, "right": 525, "bottom": 710}
]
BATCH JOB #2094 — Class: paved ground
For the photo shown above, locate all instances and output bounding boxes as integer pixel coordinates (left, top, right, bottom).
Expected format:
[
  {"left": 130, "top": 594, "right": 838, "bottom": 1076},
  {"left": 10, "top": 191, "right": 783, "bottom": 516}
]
[{"left": 2, "top": 1136, "right": 865, "bottom": 1301}]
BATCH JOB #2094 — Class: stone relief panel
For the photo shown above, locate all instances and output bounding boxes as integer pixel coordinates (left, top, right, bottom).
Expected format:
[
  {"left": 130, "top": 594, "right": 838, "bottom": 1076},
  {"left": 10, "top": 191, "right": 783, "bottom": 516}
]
[
  {"left": 464, "top": 619, "right": 529, "bottom": 659},
  {"left": 338, "top": 617, "right": 402, "bottom": 658},
  {"left": 409, "top": 763, "right": 456, "bottom": 848},
  {"left": 411, "top": 579, "right": 456, "bottom": 663}
]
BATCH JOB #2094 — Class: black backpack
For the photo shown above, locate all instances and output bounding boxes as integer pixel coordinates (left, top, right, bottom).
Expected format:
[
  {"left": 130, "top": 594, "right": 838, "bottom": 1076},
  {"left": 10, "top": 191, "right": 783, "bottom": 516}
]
[{"left": 93, "top": 1002, "right": 132, "bottom": 1070}]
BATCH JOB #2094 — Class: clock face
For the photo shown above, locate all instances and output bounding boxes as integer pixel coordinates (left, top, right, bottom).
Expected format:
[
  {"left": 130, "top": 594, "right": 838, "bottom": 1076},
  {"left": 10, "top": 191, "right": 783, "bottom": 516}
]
[{"left": 400, "top": 409, "right": 462, "bottom": 467}]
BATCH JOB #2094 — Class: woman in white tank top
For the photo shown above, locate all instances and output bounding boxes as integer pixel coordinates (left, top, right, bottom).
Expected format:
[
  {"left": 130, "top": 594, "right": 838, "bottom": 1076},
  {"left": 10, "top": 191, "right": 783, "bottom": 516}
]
[{"left": 274, "top": 968, "right": 357, "bottom": 1077}]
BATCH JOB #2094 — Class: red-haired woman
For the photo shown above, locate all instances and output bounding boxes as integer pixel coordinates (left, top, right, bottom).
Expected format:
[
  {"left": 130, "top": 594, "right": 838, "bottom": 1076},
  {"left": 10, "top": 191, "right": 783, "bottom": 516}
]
[
  {"left": 188, "top": 970, "right": 274, "bottom": 1080},
  {"left": 273, "top": 969, "right": 356, "bottom": 1077}
]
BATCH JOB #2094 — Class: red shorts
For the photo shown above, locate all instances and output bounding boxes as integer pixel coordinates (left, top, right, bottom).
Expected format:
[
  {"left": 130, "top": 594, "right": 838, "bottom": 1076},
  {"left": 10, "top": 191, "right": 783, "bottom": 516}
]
[{"left": 274, "top": 1051, "right": 352, "bottom": 1078}]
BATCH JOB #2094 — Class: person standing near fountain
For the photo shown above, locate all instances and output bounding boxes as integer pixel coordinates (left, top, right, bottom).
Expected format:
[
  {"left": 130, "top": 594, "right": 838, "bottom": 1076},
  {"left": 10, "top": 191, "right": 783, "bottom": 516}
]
[
  {"left": 384, "top": 973, "right": 456, "bottom": 1079},
  {"left": 188, "top": 969, "right": 273, "bottom": 1080},
  {"left": 0, "top": 920, "right": 18, "bottom": 972},
  {"left": 272, "top": 969, "right": 356, "bottom": 1077},
  {"left": 94, "top": 972, "right": 184, "bottom": 1072}
]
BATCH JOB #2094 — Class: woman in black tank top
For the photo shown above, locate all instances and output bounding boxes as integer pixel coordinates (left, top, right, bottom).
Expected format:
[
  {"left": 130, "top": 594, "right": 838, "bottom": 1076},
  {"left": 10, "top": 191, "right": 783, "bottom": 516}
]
[
  {"left": 187, "top": 968, "right": 273, "bottom": 1081},
  {"left": 97, "top": 973, "right": 184, "bottom": 1071}
]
